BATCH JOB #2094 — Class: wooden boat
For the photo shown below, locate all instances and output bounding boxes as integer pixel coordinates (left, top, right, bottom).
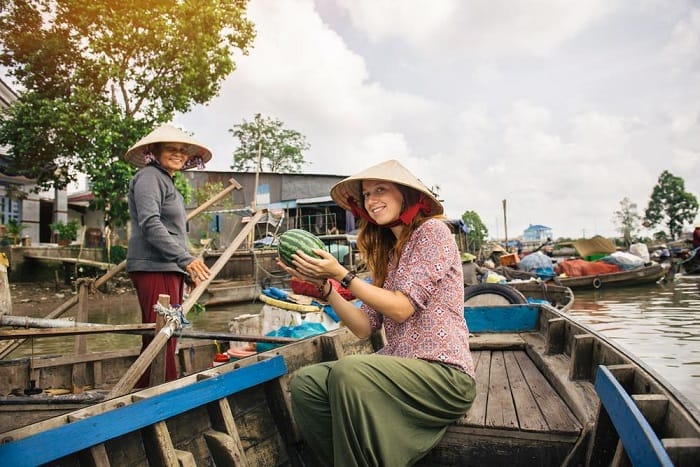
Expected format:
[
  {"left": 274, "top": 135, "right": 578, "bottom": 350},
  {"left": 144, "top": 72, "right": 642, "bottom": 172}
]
[
  {"left": 557, "top": 262, "right": 670, "bottom": 290},
  {"left": 464, "top": 281, "right": 575, "bottom": 311},
  {"left": 1, "top": 302, "right": 698, "bottom": 466}
]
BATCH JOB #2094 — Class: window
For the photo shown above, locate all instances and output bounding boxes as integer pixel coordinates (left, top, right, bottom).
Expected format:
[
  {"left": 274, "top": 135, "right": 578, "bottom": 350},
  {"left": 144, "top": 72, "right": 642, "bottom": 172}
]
[{"left": 0, "top": 195, "right": 20, "bottom": 224}]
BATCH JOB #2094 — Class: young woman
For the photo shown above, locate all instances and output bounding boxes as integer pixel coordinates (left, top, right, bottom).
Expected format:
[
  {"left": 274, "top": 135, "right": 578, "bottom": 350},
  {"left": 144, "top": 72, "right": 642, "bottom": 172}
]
[
  {"left": 280, "top": 159, "right": 476, "bottom": 466},
  {"left": 123, "top": 124, "right": 212, "bottom": 387}
]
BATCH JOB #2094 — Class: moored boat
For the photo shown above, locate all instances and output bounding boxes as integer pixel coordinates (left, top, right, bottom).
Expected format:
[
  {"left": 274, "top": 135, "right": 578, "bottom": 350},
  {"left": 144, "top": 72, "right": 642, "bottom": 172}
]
[
  {"left": 557, "top": 262, "right": 670, "bottom": 290},
  {"left": 464, "top": 281, "right": 575, "bottom": 311},
  {"left": 1, "top": 302, "right": 698, "bottom": 466}
]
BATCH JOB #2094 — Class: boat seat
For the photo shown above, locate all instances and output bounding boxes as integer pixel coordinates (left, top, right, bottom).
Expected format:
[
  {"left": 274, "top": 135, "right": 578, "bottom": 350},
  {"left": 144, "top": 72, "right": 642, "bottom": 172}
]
[{"left": 419, "top": 349, "right": 583, "bottom": 466}]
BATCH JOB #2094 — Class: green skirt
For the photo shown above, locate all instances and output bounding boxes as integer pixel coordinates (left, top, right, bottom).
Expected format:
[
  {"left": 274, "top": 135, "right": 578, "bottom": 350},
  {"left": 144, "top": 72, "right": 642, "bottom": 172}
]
[{"left": 290, "top": 354, "right": 476, "bottom": 467}]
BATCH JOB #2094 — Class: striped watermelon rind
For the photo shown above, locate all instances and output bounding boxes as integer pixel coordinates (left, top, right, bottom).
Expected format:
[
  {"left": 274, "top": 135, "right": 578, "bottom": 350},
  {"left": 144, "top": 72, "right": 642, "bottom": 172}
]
[{"left": 278, "top": 229, "right": 326, "bottom": 268}]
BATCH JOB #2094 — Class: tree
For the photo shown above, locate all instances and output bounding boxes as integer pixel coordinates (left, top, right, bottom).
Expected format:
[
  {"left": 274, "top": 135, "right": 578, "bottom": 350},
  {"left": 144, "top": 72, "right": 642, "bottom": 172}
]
[
  {"left": 0, "top": 0, "right": 255, "bottom": 229},
  {"left": 230, "top": 113, "right": 310, "bottom": 173},
  {"left": 461, "top": 210, "right": 489, "bottom": 253},
  {"left": 612, "top": 197, "right": 641, "bottom": 247},
  {"left": 644, "top": 170, "right": 698, "bottom": 240}
]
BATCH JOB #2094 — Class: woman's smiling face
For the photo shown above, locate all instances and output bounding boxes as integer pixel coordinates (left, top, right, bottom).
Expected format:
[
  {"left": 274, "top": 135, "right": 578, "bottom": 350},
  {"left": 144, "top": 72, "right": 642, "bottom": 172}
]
[
  {"left": 361, "top": 180, "right": 404, "bottom": 225},
  {"left": 156, "top": 143, "right": 190, "bottom": 175}
]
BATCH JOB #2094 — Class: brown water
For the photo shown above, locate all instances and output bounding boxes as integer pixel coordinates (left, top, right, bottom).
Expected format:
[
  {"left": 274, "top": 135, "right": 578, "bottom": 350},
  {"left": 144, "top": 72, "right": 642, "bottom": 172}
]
[{"left": 11, "top": 276, "right": 700, "bottom": 410}]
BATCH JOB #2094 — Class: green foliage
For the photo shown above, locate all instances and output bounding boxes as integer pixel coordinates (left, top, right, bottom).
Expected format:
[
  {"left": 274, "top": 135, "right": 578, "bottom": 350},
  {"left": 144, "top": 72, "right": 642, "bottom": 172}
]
[
  {"left": 230, "top": 113, "right": 310, "bottom": 173},
  {"left": 49, "top": 220, "right": 80, "bottom": 241},
  {"left": 644, "top": 170, "right": 698, "bottom": 240},
  {"left": 5, "top": 218, "right": 28, "bottom": 245},
  {"left": 461, "top": 210, "right": 489, "bottom": 253},
  {"left": 612, "top": 197, "right": 641, "bottom": 247},
  {"left": 173, "top": 171, "right": 193, "bottom": 205},
  {"left": 0, "top": 0, "right": 256, "bottom": 227},
  {"left": 193, "top": 181, "right": 234, "bottom": 238}
]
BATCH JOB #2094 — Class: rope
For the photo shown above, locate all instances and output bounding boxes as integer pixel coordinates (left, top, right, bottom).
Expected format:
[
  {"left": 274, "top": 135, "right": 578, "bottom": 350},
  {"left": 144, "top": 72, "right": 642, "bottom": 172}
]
[
  {"left": 153, "top": 302, "right": 191, "bottom": 334},
  {"left": 74, "top": 277, "right": 97, "bottom": 294}
]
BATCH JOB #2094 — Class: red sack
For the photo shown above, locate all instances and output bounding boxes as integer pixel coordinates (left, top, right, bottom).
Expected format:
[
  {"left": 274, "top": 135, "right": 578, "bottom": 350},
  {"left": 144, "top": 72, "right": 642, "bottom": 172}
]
[
  {"left": 290, "top": 276, "right": 354, "bottom": 300},
  {"left": 555, "top": 259, "right": 621, "bottom": 277}
]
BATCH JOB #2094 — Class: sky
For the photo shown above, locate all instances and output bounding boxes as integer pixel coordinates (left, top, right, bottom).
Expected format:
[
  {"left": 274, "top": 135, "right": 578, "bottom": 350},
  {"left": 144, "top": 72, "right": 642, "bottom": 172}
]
[{"left": 175, "top": 0, "right": 697, "bottom": 239}]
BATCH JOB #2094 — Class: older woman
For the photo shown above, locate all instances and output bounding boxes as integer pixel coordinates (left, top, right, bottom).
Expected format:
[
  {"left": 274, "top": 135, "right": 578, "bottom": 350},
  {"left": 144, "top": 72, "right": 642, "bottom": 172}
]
[{"left": 123, "top": 124, "right": 212, "bottom": 387}]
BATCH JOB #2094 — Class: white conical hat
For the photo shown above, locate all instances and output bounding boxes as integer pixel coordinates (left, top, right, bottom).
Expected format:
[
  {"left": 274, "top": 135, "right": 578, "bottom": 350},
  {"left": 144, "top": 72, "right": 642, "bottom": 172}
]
[
  {"left": 330, "top": 159, "right": 443, "bottom": 216},
  {"left": 123, "top": 124, "right": 212, "bottom": 169}
]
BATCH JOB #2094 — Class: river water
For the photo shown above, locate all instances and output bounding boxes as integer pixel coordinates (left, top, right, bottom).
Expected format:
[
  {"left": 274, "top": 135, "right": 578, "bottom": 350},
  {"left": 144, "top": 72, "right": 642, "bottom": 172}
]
[
  {"left": 10, "top": 275, "right": 700, "bottom": 410},
  {"left": 566, "top": 274, "right": 700, "bottom": 410}
]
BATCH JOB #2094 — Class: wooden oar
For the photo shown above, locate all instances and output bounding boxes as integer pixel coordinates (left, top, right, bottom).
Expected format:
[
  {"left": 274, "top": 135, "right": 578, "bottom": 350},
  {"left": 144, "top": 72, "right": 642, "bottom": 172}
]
[
  {"left": 107, "top": 209, "right": 267, "bottom": 398},
  {"left": 0, "top": 178, "right": 243, "bottom": 359}
]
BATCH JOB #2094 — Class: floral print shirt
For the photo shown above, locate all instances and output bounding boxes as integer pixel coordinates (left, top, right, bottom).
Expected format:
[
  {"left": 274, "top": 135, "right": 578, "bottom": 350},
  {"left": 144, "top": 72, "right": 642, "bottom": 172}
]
[{"left": 362, "top": 218, "right": 475, "bottom": 377}]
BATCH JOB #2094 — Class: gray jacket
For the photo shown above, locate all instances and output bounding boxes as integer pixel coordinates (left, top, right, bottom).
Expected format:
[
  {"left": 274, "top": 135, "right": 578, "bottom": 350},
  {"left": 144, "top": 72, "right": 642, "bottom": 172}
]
[{"left": 126, "top": 164, "right": 194, "bottom": 274}]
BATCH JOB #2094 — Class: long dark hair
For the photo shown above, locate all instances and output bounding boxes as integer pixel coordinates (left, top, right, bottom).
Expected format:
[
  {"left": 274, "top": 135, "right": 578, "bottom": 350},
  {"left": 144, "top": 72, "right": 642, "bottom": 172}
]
[{"left": 357, "top": 184, "right": 440, "bottom": 286}]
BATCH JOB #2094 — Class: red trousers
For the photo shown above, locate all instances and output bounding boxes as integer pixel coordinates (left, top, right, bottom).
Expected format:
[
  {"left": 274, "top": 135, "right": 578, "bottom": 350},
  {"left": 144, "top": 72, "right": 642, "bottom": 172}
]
[{"left": 129, "top": 271, "right": 184, "bottom": 387}]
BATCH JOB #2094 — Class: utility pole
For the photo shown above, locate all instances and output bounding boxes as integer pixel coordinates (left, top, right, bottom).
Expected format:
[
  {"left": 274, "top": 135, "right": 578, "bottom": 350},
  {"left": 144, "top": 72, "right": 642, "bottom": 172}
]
[{"left": 502, "top": 199, "right": 508, "bottom": 252}]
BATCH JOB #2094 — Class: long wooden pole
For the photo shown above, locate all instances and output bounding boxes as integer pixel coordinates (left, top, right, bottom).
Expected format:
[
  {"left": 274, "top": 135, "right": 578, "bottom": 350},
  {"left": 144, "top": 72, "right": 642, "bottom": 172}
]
[
  {"left": 108, "top": 209, "right": 266, "bottom": 398},
  {"left": 0, "top": 178, "right": 243, "bottom": 359},
  {"left": 0, "top": 325, "right": 297, "bottom": 344}
]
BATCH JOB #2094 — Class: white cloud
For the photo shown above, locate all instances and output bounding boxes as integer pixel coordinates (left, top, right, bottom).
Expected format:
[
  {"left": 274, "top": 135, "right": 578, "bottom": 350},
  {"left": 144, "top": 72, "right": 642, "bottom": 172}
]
[
  {"left": 336, "top": 0, "right": 621, "bottom": 56},
  {"left": 175, "top": 0, "right": 700, "bottom": 239}
]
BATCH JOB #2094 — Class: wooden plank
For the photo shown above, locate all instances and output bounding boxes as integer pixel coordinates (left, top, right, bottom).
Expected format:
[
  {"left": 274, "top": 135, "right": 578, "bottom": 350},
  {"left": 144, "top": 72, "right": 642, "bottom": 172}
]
[
  {"left": 464, "top": 305, "right": 539, "bottom": 333},
  {"left": 468, "top": 333, "right": 526, "bottom": 350},
  {"left": 632, "top": 394, "right": 669, "bottom": 432},
  {"left": 662, "top": 438, "right": 700, "bottom": 466},
  {"left": 142, "top": 420, "right": 179, "bottom": 466},
  {"left": 594, "top": 365, "right": 674, "bottom": 467},
  {"left": 570, "top": 334, "right": 594, "bottom": 381},
  {"left": 72, "top": 282, "right": 89, "bottom": 394},
  {"left": 203, "top": 430, "right": 239, "bottom": 466},
  {"left": 463, "top": 350, "right": 488, "bottom": 426},
  {"left": 23, "top": 254, "right": 113, "bottom": 270},
  {"left": 78, "top": 442, "right": 112, "bottom": 467},
  {"left": 0, "top": 355, "right": 287, "bottom": 466},
  {"left": 503, "top": 351, "right": 548, "bottom": 432},
  {"left": 175, "top": 449, "right": 196, "bottom": 467},
  {"left": 513, "top": 351, "right": 581, "bottom": 434},
  {"left": 485, "top": 351, "right": 518, "bottom": 429},
  {"left": 545, "top": 317, "right": 565, "bottom": 354},
  {"left": 150, "top": 294, "right": 171, "bottom": 387},
  {"left": 206, "top": 395, "right": 248, "bottom": 466}
]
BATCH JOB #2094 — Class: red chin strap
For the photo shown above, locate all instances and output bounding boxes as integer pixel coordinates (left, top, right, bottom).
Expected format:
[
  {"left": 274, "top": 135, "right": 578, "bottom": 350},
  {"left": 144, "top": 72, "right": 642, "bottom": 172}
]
[{"left": 347, "top": 195, "right": 433, "bottom": 227}]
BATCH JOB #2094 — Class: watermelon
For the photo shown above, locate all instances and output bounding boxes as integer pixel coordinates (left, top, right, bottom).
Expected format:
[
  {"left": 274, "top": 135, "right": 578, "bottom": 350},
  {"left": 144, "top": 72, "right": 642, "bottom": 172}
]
[{"left": 278, "top": 229, "right": 326, "bottom": 267}]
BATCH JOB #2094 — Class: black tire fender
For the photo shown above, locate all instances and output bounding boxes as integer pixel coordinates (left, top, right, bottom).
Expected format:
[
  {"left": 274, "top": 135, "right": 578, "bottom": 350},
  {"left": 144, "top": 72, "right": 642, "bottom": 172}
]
[{"left": 464, "top": 283, "right": 528, "bottom": 306}]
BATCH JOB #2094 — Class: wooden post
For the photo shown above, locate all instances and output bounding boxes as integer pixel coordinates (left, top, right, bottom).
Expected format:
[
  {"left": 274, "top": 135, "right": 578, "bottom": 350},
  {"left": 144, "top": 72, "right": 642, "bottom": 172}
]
[
  {"left": 0, "top": 264, "right": 11, "bottom": 317},
  {"left": 149, "top": 294, "right": 171, "bottom": 387},
  {"left": 0, "top": 178, "right": 243, "bottom": 359},
  {"left": 71, "top": 282, "right": 89, "bottom": 393}
]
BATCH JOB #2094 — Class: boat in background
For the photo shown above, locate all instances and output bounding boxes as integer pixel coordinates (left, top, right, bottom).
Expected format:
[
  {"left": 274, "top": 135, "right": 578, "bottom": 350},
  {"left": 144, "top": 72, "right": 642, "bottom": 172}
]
[
  {"left": 557, "top": 262, "right": 669, "bottom": 290},
  {"left": 2, "top": 301, "right": 697, "bottom": 466},
  {"left": 464, "top": 281, "right": 574, "bottom": 311}
]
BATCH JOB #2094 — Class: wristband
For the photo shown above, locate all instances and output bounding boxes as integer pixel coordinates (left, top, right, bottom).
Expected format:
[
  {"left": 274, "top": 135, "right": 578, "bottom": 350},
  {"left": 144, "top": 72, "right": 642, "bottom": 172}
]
[
  {"left": 316, "top": 279, "right": 332, "bottom": 300},
  {"left": 340, "top": 271, "right": 357, "bottom": 289}
]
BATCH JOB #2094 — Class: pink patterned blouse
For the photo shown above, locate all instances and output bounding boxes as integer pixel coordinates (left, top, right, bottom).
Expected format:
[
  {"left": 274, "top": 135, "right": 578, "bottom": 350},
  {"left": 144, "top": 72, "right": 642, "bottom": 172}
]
[{"left": 362, "top": 218, "right": 475, "bottom": 377}]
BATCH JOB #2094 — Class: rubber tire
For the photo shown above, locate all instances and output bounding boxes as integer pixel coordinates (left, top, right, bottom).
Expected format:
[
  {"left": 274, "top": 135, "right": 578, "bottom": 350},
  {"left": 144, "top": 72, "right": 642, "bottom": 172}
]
[{"left": 464, "top": 283, "right": 528, "bottom": 306}]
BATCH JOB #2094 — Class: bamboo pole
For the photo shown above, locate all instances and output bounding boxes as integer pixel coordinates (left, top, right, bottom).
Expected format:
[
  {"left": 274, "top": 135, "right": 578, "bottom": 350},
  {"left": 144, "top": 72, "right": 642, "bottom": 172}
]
[
  {"left": 0, "top": 325, "right": 298, "bottom": 344},
  {"left": 0, "top": 178, "right": 243, "bottom": 359},
  {"left": 108, "top": 209, "right": 267, "bottom": 398}
]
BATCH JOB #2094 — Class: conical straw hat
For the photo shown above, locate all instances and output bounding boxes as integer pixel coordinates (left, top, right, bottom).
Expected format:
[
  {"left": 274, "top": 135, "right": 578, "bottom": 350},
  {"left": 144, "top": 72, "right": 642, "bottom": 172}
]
[
  {"left": 123, "top": 124, "right": 212, "bottom": 169},
  {"left": 330, "top": 159, "right": 443, "bottom": 215}
]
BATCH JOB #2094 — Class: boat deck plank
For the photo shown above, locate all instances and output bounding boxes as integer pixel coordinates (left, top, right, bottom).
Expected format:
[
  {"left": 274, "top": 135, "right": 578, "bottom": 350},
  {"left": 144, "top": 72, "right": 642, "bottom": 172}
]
[{"left": 457, "top": 349, "right": 581, "bottom": 436}]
